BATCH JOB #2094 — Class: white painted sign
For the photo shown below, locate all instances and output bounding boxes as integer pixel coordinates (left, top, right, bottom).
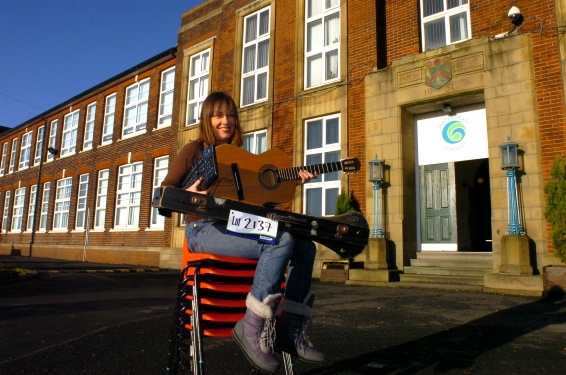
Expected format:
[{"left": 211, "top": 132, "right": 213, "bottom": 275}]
[{"left": 417, "top": 108, "right": 488, "bottom": 165}]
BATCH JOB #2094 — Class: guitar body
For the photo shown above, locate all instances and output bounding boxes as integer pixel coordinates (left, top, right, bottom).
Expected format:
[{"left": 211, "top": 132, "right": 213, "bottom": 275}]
[{"left": 211, "top": 145, "right": 297, "bottom": 206}]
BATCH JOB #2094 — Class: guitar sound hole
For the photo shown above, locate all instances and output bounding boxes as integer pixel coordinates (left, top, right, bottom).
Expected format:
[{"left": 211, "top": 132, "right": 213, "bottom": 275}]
[{"left": 259, "top": 165, "right": 280, "bottom": 191}]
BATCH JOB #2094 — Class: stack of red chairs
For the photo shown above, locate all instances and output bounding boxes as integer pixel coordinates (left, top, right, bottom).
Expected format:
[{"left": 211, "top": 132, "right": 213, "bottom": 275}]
[{"left": 167, "top": 240, "right": 293, "bottom": 375}]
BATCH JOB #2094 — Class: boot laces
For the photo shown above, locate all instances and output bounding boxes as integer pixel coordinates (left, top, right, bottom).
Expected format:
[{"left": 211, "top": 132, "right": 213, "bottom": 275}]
[
  {"left": 258, "top": 318, "right": 276, "bottom": 353},
  {"left": 295, "top": 316, "right": 313, "bottom": 350}
]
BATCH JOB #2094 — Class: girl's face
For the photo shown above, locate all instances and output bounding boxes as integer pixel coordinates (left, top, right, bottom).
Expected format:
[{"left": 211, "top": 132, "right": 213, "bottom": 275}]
[{"left": 210, "top": 104, "right": 236, "bottom": 144}]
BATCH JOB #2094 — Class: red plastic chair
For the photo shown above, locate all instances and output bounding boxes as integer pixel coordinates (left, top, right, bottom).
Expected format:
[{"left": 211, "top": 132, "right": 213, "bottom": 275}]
[{"left": 168, "top": 240, "right": 293, "bottom": 375}]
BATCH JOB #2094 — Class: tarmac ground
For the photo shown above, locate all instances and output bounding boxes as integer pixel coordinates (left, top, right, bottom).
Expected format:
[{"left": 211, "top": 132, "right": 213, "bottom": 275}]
[{"left": 1, "top": 254, "right": 565, "bottom": 375}]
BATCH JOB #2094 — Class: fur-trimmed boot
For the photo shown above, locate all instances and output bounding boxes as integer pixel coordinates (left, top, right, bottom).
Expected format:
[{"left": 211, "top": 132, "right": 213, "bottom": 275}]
[
  {"left": 275, "top": 292, "right": 326, "bottom": 363},
  {"left": 232, "top": 293, "right": 282, "bottom": 373}
]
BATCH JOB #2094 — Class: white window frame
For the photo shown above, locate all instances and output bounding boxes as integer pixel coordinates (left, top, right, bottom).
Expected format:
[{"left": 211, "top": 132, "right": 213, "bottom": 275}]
[
  {"left": 242, "top": 129, "right": 267, "bottom": 155},
  {"left": 94, "top": 169, "right": 109, "bottom": 230},
  {"left": 304, "top": 0, "right": 341, "bottom": 89},
  {"left": 61, "top": 110, "right": 80, "bottom": 157},
  {"left": 114, "top": 162, "right": 143, "bottom": 229},
  {"left": 303, "top": 114, "right": 341, "bottom": 216},
  {"left": 102, "top": 94, "right": 116, "bottom": 145},
  {"left": 83, "top": 102, "right": 96, "bottom": 150},
  {"left": 11, "top": 187, "right": 26, "bottom": 232},
  {"left": 47, "top": 120, "right": 58, "bottom": 162},
  {"left": 122, "top": 79, "right": 150, "bottom": 138},
  {"left": 19, "top": 131, "right": 33, "bottom": 170},
  {"left": 150, "top": 156, "right": 169, "bottom": 229},
  {"left": 420, "top": 0, "right": 471, "bottom": 51},
  {"left": 75, "top": 174, "right": 89, "bottom": 230},
  {"left": 241, "top": 6, "right": 271, "bottom": 107},
  {"left": 34, "top": 126, "right": 44, "bottom": 166},
  {"left": 186, "top": 49, "right": 210, "bottom": 126},
  {"left": 2, "top": 191, "right": 10, "bottom": 232},
  {"left": 27, "top": 184, "right": 37, "bottom": 232},
  {"left": 53, "top": 177, "right": 73, "bottom": 231},
  {"left": 9, "top": 138, "right": 18, "bottom": 174},
  {"left": 158, "top": 67, "right": 175, "bottom": 128},
  {"left": 39, "top": 182, "right": 50, "bottom": 231},
  {"left": 0, "top": 142, "right": 8, "bottom": 176}
]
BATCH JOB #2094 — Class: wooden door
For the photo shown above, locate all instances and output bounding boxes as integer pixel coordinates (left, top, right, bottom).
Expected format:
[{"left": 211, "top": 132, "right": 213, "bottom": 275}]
[{"left": 420, "top": 163, "right": 457, "bottom": 249}]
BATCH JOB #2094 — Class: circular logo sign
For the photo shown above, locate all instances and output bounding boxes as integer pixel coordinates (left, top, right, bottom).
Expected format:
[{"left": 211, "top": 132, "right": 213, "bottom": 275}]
[{"left": 442, "top": 120, "right": 466, "bottom": 144}]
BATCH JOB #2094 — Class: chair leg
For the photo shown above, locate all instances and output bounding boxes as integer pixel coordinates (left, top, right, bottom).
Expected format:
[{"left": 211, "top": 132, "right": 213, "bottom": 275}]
[
  {"left": 282, "top": 351, "right": 294, "bottom": 375},
  {"left": 167, "top": 265, "right": 191, "bottom": 375}
]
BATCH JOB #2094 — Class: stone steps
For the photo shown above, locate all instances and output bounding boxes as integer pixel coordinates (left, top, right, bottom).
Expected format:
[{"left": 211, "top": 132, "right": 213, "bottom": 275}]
[{"left": 398, "top": 251, "right": 493, "bottom": 287}]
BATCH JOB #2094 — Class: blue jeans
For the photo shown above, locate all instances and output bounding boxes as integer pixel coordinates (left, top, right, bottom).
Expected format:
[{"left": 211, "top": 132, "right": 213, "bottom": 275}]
[{"left": 185, "top": 218, "right": 316, "bottom": 303}]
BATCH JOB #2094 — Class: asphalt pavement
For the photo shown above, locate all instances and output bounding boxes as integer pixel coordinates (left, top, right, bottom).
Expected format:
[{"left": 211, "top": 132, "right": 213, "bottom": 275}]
[{"left": 1, "top": 254, "right": 565, "bottom": 375}]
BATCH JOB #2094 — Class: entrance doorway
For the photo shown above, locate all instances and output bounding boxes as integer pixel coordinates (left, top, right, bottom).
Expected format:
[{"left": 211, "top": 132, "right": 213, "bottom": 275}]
[{"left": 419, "top": 159, "right": 492, "bottom": 252}]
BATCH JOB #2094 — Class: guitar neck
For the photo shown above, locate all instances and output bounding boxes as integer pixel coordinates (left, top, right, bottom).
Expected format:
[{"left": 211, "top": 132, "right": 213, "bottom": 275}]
[{"left": 277, "top": 162, "right": 343, "bottom": 182}]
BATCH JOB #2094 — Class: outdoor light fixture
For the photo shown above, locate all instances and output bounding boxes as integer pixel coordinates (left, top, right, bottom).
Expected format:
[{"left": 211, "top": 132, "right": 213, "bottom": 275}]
[
  {"left": 499, "top": 137, "right": 519, "bottom": 170},
  {"left": 369, "top": 155, "right": 385, "bottom": 238},
  {"left": 499, "top": 137, "right": 523, "bottom": 235},
  {"left": 442, "top": 104, "right": 452, "bottom": 113}
]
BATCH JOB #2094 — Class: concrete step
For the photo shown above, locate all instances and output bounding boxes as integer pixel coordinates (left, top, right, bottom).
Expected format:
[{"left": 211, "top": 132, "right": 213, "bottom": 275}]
[
  {"left": 416, "top": 251, "right": 493, "bottom": 261},
  {"left": 410, "top": 258, "right": 493, "bottom": 269},
  {"left": 403, "top": 266, "right": 491, "bottom": 277},
  {"left": 399, "top": 273, "right": 485, "bottom": 286},
  {"left": 387, "top": 281, "right": 484, "bottom": 293}
]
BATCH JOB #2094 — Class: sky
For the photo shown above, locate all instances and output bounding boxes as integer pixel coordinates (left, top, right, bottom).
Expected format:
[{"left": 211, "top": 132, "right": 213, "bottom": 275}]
[{"left": 0, "top": 0, "right": 205, "bottom": 128}]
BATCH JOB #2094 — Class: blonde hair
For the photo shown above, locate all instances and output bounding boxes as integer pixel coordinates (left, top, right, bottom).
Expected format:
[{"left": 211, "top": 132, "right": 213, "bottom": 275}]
[{"left": 198, "top": 92, "right": 243, "bottom": 147}]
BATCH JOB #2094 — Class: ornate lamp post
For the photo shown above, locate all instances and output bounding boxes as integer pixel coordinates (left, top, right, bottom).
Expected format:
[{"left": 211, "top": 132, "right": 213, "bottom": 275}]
[
  {"left": 499, "top": 137, "right": 522, "bottom": 235},
  {"left": 369, "top": 155, "right": 384, "bottom": 238}
]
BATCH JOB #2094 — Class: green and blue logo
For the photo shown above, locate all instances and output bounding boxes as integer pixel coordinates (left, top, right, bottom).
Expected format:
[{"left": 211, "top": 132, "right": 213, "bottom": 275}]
[{"left": 442, "top": 120, "right": 466, "bottom": 144}]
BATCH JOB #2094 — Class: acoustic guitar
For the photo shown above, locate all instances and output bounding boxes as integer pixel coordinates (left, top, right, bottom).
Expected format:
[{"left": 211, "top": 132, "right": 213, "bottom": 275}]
[{"left": 208, "top": 145, "right": 360, "bottom": 206}]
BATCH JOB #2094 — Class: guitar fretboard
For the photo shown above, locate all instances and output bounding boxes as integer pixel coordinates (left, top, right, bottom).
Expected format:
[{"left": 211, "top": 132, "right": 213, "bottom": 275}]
[{"left": 277, "top": 162, "right": 343, "bottom": 182}]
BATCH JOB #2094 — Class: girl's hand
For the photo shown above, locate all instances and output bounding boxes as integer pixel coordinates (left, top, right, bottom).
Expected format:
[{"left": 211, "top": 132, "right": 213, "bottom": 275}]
[
  {"left": 184, "top": 177, "right": 210, "bottom": 195},
  {"left": 297, "top": 170, "right": 318, "bottom": 185}
]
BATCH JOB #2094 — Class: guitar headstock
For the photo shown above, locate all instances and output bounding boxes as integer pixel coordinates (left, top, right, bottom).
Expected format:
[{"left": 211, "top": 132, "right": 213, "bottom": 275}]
[{"left": 341, "top": 158, "right": 361, "bottom": 174}]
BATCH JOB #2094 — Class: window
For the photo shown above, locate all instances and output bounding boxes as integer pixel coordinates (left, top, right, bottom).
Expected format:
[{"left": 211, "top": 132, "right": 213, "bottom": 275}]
[
  {"left": 122, "top": 79, "right": 150, "bottom": 137},
  {"left": 61, "top": 110, "right": 79, "bottom": 156},
  {"left": 0, "top": 142, "right": 8, "bottom": 176},
  {"left": 241, "top": 7, "right": 271, "bottom": 106},
  {"left": 305, "top": 0, "right": 340, "bottom": 89},
  {"left": 303, "top": 114, "right": 341, "bottom": 216},
  {"left": 158, "top": 67, "right": 175, "bottom": 127},
  {"left": 39, "top": 182, "right": 50, "bottom": 231},
  {"left": 83, "top": 103, "right": 96, "bottom": 150},
  {"left": 421, "top": 0, "right": 470, "bottom": 51},
  {"left": 243, "top": 130, "right": 267, "bottom": 154},
  {"left": 47, "top": 120, "right": 58, "bottom": 162},
  {"left": 151, "top": 156, "right": 169, "bottom": 228},
  {"left": 187, "top": 50, "right": 210, "bottom": 126},
  {"left": 114, "top": 162, "right": 143, "bottom": 229},
  {"left": 94, "top": 169, "right": 109, "bottom": 229},
  {"left": 9, "top": 138, "right": 18, "bottom": 174},
  {"left": 76, "top": 174, "right": 89, "bottom": 230},
  {"left": 34, "top": 126, "right": 44, "bottom": 166},
  {"left": 102, "top": 94, "right": 116, "bottom": 144},
  {"left": 2, "top": 191, "right": 10, "bottom": 232},
  {"left": 19, "top": 131, "right": 33, "bottom": 170},
  {"left": 53, "top": 177, "right": 72, "bottom": 230},
  {"left": 11, "top": 187, "right": 26, "bottom": 231},
  {"left": 27, "top": 184, "right": 37, "bottom": 232}
]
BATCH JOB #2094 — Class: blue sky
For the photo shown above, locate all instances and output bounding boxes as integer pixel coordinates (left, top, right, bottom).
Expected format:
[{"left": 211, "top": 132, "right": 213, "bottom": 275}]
[{"left": 0, "top": 0, "right": 204, "bottom": 128}]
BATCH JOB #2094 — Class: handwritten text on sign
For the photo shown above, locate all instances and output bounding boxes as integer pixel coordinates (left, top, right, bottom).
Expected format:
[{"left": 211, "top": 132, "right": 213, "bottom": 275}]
[{"left": 226, "top": 209, "right": 278, "bottom": 244}]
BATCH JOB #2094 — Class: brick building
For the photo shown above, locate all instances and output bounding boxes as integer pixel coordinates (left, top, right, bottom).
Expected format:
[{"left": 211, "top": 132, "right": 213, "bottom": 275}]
[{"left": 2, "top": 0, "right": 565, "bottom": 294}]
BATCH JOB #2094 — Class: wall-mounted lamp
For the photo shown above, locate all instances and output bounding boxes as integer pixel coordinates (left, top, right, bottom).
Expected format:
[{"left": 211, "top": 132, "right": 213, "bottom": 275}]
[{"left": 442, "top": 104, "right": 452, "bottom": 114}]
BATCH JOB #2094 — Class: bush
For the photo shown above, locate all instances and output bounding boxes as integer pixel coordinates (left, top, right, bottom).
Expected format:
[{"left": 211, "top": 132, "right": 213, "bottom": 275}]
[
  {"left": 335, "top": 187, "right": 355, "bottom": 215},
  {"left": 543, "top": 156, "right": 566, "bottom": 263}
]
